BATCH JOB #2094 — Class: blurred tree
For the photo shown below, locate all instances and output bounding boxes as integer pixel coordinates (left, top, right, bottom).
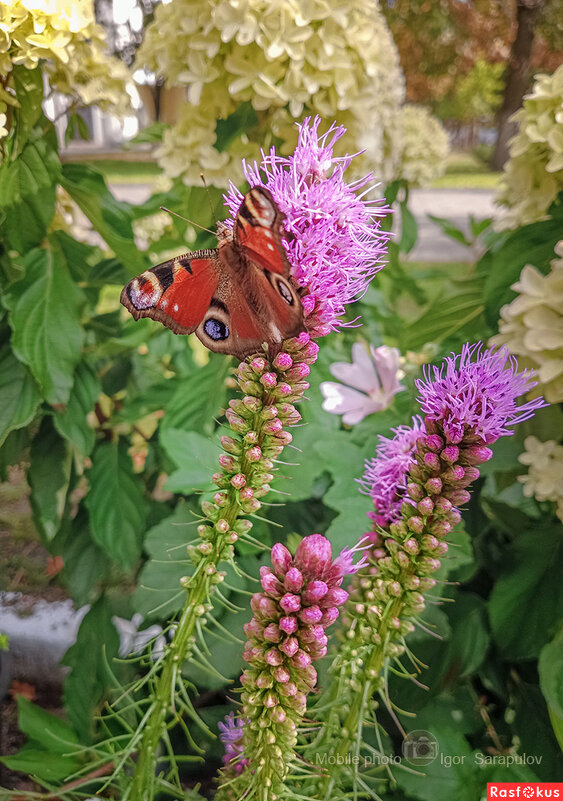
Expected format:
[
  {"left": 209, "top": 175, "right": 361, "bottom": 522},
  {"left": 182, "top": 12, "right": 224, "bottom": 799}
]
[{"left": 382, "top": 0, "right": 562, "bottom": 162}]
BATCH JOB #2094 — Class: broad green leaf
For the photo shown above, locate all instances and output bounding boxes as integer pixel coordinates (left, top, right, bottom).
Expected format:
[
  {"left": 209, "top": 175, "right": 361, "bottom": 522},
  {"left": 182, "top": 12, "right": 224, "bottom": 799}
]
[
  {"left": 161, "top": 428, "right": 221, "bottom": 494},
  {"left": 58, "top": 510, "right": 111, "bottom": 606},
  {"left": 513, "top": 680, "right": 563, "bottom": 780},
  {"left": 0, "top": 344, "right": 41, "bottom": 447},
  {"left": 134, "top": 504, "right": 196, "bottom": 619},
  {"left": 62, "top": 596, "right": 119, "bottom": 740},
  {"left": 29, "top": 417, "right": 72, "bottom": 541},
  {"left": 85, "top": 439, "right": 146, "bottom": 568},
  {"left": 60, "top": 163, "right": 148, "bottom": 274},
  {"left": 489, "top": 529, "right": 563, "bottom": 659},
  {"left": 5, "top": 247, "right": 85, "bottom": 405},
  {"left": 183, "top": 608, "right": 246, "bottom": 691},
  {"left": 323, "top": 498, "right": 371, "bottom": 553},
  {"left": 539, "top": 632, "right": 563, "bottom": 719},
  {"left": 0, "top": 127, "right": 60, "bottom": 207},
  {"left": 396, "top": 728, "right": 479, "bottom": 801},
  {"left": 442, "top": 593, "right": 490, "bottom": 681},
  {"left": 16, "top": 695, "right": 78, "bottom": 754},
  {"left": 160, "top": 356, "right": 230, "bottom": 434},
  {"left": 481, "top": 207, "right": 563, "bottom": 326},
  {"left": 0, "top": 746, "right": 80, "bottom": 782},
  {"left": 53, "top": 361, "right": 100, "bottom": 455},
  {"left": 12, "top": 65, "right": 44, "bottom": 156}
]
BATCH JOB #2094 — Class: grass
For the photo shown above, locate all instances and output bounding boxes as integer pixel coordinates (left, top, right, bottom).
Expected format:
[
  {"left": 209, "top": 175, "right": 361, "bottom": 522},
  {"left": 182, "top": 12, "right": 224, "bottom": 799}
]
[
  {"left": 72, "top": 147, "right": 502, "bottom": 189},
  {"left": 432, "top": 150, "right": 502, "bottom": 189}
]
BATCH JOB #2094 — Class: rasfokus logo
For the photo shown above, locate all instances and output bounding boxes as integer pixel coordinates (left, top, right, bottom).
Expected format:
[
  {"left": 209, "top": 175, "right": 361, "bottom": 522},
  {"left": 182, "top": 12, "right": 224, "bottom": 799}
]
[{"left": 487, "top": 783, "right": 563, "bottom": 799}]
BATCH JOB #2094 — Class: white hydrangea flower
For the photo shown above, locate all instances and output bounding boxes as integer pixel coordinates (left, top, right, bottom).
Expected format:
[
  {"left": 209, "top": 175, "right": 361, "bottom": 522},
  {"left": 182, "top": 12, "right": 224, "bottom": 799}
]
[
  {"left": 496, "top": 65, "right": 563, "bottom": 230},
  {"left": 136, "top": 0, "right": 448, "bottom": 188},
  {"left": 518, "top": 436, "right": 563, "bottom": 522},
  {"left": 320, "top": 343, "right": 405, "bottom": 425},
  {"left": 490, "top": 241, "right": 563, "bottom": 402}
]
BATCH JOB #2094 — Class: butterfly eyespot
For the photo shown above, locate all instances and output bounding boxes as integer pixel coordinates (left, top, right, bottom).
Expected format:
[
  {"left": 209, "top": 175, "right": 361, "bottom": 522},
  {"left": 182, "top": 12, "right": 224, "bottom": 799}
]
[
  {"left": 204, "top": 318, "right": 229, "bottom": 341},
  {"left": 276, "top": 278, "right": 294, "bottom": 306}
]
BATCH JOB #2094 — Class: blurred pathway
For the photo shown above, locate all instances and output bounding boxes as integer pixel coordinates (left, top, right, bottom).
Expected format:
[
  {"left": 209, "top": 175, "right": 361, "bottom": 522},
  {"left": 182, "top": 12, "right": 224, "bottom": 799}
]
[{"left": 110, "top": 184, "right": 497, "bottom": 264}]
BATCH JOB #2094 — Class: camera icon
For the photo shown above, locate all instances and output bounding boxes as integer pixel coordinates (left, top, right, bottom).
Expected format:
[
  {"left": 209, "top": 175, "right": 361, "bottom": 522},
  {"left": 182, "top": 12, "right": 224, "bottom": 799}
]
[{"left": 401, "top": 730, "right": 439, "bottom": 766}]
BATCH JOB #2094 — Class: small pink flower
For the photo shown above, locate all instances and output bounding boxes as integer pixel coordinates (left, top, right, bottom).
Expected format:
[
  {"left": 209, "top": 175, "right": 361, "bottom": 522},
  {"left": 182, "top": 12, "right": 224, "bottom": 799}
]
[{"left": 321, "top": 343, "right": 405, "bottom": 425}]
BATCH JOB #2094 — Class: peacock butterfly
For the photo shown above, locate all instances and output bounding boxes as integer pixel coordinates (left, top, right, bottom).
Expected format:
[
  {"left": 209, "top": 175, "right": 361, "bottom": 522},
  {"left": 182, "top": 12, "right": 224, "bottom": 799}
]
[{"left": 120, "top": 186, "right": 305, "bottom": 360}]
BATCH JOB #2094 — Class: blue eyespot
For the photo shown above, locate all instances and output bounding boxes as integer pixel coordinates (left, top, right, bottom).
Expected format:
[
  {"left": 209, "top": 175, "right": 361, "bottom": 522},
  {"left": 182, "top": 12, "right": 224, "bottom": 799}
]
[{"left": 204, "top": 318, "right": 229, "bottom": 341}]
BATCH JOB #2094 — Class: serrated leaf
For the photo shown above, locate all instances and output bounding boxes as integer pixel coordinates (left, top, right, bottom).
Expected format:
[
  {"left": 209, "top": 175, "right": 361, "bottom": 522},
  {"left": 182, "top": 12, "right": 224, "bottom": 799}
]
[
  {"left": 85, "top": 440, "right": 146, "bottom": 568},
  {"left": 12, "top": 65, "right": 44, "bottom": 156},
  {"left": 62, "top": 597, "right": 119, "bottom": 740},
  {"left": 29, "top": 417, "right": 72, "bottom": 541},
  {"left": 489, "top": 529, "right": 563, "bottom": 659},
  {"left": 0, "top": 344, "right": 41, "bottom": 447},
  {"left": 53, "top": 361, "right": 100, "bottom": 455},
  {"left": 5, "top": 247, "right": 85, "bottom": 405},
  {"left": 60, "top": 163, "right": 148, "bottom": 274},
  {"left": 58, "top": 510, "right": 111, "bottom": 606},
  {"left": 161, "top": 428, "right": 221, "bottom": 494},
  {"left": 16, "top": 695, "right": 78, "bottom": 753}
]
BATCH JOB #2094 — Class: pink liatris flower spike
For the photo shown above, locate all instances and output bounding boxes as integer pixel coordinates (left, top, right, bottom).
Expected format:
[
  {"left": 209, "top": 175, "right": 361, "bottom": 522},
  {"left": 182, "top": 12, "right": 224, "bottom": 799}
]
[
  {"left": 321, "top": 343, "right": 405, "bottom": 424},
  {"left": 225, "top": 116, "right": 391, "bottom": 335},
  {"left": 217, "top": 535, "right": 364, "bottom": 793}
]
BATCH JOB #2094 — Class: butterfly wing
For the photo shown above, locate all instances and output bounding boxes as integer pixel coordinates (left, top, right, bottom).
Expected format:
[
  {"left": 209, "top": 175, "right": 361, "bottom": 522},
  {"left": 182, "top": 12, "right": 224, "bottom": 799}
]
[
  {"left": 194, "top": 187, "right": 304, "bottom": 358},
  {"left": 120, "top": 250, "right": 220, "bottom": 335}
]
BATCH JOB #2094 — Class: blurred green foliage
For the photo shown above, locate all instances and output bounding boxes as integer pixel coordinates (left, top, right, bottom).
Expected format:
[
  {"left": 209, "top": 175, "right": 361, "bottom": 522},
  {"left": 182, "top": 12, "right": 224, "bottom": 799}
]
[{"left": 0, "top": 61, "right": 562, "bottom": 799}]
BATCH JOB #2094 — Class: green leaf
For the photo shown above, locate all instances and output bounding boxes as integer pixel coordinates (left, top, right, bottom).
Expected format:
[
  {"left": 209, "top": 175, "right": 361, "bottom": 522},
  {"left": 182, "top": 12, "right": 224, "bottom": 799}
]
[
  {"left": 183, "top": 608, "right": 246, "bottom": 690},
  {"left": 12, "top": 65, "right": 44, "bottom": 156},
  {"left": 5, "top": 247, "right": 85, "bottom": 405},
  {"left": 160, "top": 356, "right": 230, "bottom": 434},
  {"left": 161, "top": 428, "right": 221, "bottom": 494},
  {"left": 399, "top": 199, "right": 418, "bottom": 253},
  {"left": 58, "top": 511, "right": 111, "bottom": 606},
  {"left": 0, "top": 746, "right": 80, "bottom": 782},
  {"left": 62, "top": 596, "right": 120, "bottom": 740},
  {"left": 53, "top": 361, "right": 100, "bottom": 455},
  {"left": 60, "top": 163, "right": 148, "bottom": 275},
  {"left": 134, "top": 504, "right": 196, "bottom": 619},
  {"left": 85, "top": 440, "right": 146, "bottom": 568},
  {"left": 442, "top": 593, "right": 490, "bottom": 681},
  {"left": 16, "top": 695, "right": 78, "bottom": 754},
  {"left": 539, "top": 632, "right": 563, "bottom": 719},
  {"left": 428, "top": 213, "right": 472, "bottom": 246},
  {"left": 29, "top": 417, "right": 72, "bottom": 541},
  {"left": 0, "top": 343, "right": 41, "bottom": 447},
  {"left": 396, "top": 728, "right": 479, "bottom": 801},
  {"left": 481, "top": 209, "right": 563, "bottom": 326},
  {"left": 489, "top": 528, "right": 563, "bottom": 659}
]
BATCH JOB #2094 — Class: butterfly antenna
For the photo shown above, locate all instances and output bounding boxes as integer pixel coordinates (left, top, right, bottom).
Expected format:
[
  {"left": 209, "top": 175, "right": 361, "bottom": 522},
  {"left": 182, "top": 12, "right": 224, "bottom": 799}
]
[
  {"left": 160, "top": 206, "right": 215, "bottom": 236},
  {"left": 200, "top": 173, "right": 217, "bottom": 221}
]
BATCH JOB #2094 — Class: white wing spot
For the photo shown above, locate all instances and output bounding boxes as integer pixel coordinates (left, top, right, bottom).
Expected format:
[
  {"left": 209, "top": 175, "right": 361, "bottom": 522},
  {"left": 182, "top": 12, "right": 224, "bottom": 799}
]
[
  {"left": 267, "top": 243, "right": 274, "bottom": 250},
  {"left": 174, "top": 303, "right": 179, "bottom": 312}
]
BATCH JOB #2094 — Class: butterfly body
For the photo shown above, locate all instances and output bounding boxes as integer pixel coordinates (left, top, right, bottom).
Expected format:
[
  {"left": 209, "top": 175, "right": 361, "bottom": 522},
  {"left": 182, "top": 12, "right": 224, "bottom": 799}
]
[{"left": 121, "top": 187, "right": 304, "bottom": 360}]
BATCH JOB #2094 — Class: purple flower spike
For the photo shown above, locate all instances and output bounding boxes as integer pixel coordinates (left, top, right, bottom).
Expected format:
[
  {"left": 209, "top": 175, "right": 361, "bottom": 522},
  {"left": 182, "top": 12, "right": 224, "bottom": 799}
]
[
  {"left": 358, "top": 418, "right": 425, "bottom": 525},
  {"left": 218, "top": 712, "right": 248, "bottom": 772},
  {"left": 224, "top": 116, "right": 391, "bottom": 333},
  {"left": 415, "top": 344, "right": 546, "bottom": 444}
]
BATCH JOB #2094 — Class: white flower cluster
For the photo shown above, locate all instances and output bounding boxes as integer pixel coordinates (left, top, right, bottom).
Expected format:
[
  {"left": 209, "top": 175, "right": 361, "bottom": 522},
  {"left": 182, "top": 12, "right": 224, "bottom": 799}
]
[
  {"left": 393, "top": 105, "right": 449, "bottom": 187},
  {"left": 496, "top": 65, "right": 563, "bottom": 229},
  {"left": 518, "top": 436, "right": 563, "bottom": 522},
  {"left": 136, "top": 0, "right": 448, "bottom": 187},
  {"left": 490, "top": 241, "right": 563, "bottom": 403},
  {"left": 0, "top": 0, "right": 130, "bottom": 144}
]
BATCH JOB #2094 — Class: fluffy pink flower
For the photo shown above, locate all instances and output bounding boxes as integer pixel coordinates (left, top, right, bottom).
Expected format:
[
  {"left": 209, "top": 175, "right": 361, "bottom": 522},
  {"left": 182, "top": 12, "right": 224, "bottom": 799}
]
[{"left": 224, "top": 116, "right": 391, "bottom": 334}]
